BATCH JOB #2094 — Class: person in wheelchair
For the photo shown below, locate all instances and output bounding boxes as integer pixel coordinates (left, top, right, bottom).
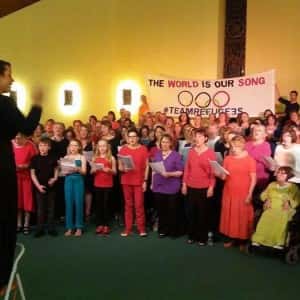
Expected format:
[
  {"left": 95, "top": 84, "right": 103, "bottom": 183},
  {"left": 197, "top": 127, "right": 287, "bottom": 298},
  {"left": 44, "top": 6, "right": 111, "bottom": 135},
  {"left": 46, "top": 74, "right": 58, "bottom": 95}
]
[{"left": 251, "top": 166, "right": 300, "bottom": 249}]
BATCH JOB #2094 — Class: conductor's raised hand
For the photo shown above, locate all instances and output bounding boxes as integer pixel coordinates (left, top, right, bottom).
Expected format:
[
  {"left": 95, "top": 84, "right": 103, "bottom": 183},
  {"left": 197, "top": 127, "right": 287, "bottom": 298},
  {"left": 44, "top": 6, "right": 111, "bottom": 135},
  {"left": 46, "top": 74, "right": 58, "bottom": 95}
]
[{"left": 31, "top": 86, "right": 44, "bottom": 107}]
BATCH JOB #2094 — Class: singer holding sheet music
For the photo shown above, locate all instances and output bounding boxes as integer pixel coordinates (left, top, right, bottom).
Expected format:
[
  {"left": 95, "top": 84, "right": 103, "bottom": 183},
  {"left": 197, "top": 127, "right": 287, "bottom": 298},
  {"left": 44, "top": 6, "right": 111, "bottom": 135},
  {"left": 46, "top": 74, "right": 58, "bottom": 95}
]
[
  {"left": 91, "top": 139, "right": 117, "bottom": 236},
  {"left": 182, "top": 128, "right": 216, "bottom": 246},
  {"left": 118, "top": 129, "right": 149, "bottom": 237},
  {"left": 245, "top": 124, "right": 272, "bottom": 208},
  {"left": 151, "top": 134, "right": 184, "bottom": 238}
]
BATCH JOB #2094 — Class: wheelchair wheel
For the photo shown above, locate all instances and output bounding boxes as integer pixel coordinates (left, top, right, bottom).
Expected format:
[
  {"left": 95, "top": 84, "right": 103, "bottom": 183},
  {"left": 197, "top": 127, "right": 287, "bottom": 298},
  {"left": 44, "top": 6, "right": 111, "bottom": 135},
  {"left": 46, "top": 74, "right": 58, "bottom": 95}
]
[
  {"left": 244, "top": 243, "right": 253, "bottom": 255},
  {"left": 285, "top": 247, "right": 299, "bottom": 265}
]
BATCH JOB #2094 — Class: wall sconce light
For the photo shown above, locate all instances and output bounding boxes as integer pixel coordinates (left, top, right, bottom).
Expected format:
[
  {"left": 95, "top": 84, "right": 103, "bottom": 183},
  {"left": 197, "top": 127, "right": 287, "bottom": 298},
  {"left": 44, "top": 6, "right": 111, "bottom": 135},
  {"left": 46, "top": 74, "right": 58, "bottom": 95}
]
[
  {"left": 64, "top": 89, "right": 73, "bottom": 106},
  {"left": 59, "top": 82, "right": 81, "bottom": 115},
  {"left": 116, "top": 80, "right": 141, "bottom": 114},
  {"left": 123, "top": 89, "right": 132, "bottom": 105}
]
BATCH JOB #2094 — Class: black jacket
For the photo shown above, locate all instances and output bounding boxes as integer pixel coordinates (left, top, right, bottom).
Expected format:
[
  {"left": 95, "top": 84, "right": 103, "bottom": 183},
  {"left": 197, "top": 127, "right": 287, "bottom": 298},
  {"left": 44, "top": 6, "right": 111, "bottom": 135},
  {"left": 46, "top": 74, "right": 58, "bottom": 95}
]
[{"left": 0, "top": 94, "right": 42, "bottom": 221}]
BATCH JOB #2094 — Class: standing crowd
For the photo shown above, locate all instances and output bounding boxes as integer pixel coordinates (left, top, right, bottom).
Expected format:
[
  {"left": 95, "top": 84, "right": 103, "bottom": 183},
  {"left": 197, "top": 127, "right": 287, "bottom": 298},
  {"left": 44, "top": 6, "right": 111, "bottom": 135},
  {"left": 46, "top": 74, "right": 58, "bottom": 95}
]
[{"left": 13, "top": 92, "right": 300, "bottom": 253}]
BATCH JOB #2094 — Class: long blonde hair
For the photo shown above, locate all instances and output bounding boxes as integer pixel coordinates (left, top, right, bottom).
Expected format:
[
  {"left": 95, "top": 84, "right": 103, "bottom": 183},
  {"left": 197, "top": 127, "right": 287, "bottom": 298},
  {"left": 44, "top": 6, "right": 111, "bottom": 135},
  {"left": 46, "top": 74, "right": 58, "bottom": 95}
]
[{"left": 93, "top": 139, "right": 112, "bottom": 162}]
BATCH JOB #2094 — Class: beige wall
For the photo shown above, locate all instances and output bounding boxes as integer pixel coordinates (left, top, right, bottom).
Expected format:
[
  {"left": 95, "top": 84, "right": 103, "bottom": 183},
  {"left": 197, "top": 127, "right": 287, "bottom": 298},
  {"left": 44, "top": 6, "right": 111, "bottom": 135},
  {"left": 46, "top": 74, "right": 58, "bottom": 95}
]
[
  {"left": 247, "top": 0, "right": 300, "bottom": 105},
  {"left": 0, "top": 0, "right": 224, "bottom": 123}
]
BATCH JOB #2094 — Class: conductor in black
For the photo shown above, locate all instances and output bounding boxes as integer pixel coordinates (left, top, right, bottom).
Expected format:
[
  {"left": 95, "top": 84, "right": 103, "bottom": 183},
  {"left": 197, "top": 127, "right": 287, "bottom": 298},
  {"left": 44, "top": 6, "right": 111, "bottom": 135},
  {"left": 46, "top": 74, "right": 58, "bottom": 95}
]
[{"left": 0, "top": 59, "right": 42, "bottom": 292}]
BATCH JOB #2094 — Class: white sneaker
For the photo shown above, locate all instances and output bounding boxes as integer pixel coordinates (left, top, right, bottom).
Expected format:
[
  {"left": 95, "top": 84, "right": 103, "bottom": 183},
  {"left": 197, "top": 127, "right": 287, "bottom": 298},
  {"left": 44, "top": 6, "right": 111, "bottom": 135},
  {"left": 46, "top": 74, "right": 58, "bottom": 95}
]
[
  {"left": 139, "top": 232, "right": 148, "bottom": 237},
  {"left": 120, "top": 231, "right": 130, "bottom": 237},
  {"left": 273, "top": 245, "right": 284, "bottom": 250},
  {"left": 251, "top": 242, "right": 260, "bottom": 247}
]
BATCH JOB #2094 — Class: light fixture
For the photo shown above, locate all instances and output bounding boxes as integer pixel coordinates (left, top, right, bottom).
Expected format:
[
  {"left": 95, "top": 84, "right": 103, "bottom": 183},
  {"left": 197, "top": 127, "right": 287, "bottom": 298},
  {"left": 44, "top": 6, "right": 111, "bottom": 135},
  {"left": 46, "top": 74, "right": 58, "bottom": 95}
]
[
  {"left": 59, "top": 82, "right": 81, "bottom": 115},
  {"left": 64, "top": 89, "right": 73, "bottom": 106},
  {"left": 122, "top": 89, "right": 132, "bottom": 105},
  {"left": 116, "top": 80, "right": 141, "bottom": 114}
]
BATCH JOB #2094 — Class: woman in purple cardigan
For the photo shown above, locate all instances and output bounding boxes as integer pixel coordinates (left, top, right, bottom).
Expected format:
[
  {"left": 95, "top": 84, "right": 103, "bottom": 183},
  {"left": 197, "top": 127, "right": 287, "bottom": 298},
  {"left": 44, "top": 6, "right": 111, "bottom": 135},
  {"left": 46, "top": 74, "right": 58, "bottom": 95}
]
[{"left": 151, "top": 134, "right": 184, "bottom": 238}]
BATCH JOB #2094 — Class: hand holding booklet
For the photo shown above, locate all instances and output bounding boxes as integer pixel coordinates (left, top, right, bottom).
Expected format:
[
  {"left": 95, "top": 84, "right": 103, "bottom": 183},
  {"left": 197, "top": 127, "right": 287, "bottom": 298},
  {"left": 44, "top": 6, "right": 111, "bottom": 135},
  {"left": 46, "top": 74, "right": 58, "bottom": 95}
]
[
  {"left": 59, "top": 158, "right": 77, "bottom": 175},
  {"left": 90, "top": 162, "right": 104, "bottom": 171},
  {"left": 215, "top": 152, "right": 224, "bottom": 164},
  {"left": 288, "top": 176, "right": 300, "bottom": 184},
  {"left": 149, "top": 161, "right": 166, "bottom": 174},
  {"left": 263, "top": 156, "right": 278, "bottom": 171},
  {"left": 209, "top": 160, "right": 230, "bottom": 176},
  {"left": 83, "top": 151, "right": 93, "bottom": 163},
  {"left": 117, "top": 154, "right": 135, "bottom": 170},
  {"left": 288, "top": 171, "right": 300, "bottom": 184}
]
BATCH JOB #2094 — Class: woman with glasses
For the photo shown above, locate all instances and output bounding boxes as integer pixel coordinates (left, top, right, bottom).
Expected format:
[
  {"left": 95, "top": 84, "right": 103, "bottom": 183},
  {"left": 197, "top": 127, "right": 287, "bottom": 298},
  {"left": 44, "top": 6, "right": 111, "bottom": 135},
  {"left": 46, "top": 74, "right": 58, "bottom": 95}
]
[
  {"left": 118, "top": 129, "right": 149, "bottom": 237},
  {"left": 251, "top": 166, "right": 300, "bottom": 249}
]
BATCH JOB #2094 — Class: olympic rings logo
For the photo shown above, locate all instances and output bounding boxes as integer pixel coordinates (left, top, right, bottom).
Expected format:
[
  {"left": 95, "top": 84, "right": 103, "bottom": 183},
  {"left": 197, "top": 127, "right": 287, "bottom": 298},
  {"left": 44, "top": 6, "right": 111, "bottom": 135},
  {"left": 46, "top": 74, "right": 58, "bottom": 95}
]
[{"left": 177, "top": 90, "right": 230, "bottom": 108}]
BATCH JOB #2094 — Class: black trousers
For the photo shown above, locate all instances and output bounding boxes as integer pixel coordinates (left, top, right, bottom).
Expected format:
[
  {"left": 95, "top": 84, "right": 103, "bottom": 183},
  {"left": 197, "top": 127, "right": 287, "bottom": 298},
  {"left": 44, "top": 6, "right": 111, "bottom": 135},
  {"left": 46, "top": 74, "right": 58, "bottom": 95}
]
[
  {"left": 155, "top": 192, "right": 182, "bottom": 237},
  {"left": 35, "top": 189, "right": 56, "bottom": 231},
  {"left": 54, "top": 177, "right": 65, "bottom": 220},
  {"left": 0, "top": 166, "right": 18, "bottom": 289},
  {"left": 95, "top": 187, "right": 112, "bottom": 226},
  {"left": 0, "top": 221, "right": 16, "bottom": 288},
  {"left": 209, "top": 179, "right": 223, "bottom": 233},
  {"left": 187, "top": 187, "right": 210, "bottom": 243},
  {"left": 111, "top": 174, "right": 123, "bottom": 216}
]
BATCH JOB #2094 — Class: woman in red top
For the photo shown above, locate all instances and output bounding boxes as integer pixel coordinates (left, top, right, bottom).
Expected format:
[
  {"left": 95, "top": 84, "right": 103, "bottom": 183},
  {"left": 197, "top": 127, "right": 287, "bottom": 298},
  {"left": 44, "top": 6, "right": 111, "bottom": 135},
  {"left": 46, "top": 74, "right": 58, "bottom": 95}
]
[
  {"left": 217, "top": 135, "right": 256, "bottom": 251},
  {"left": 118, "top": 128, "right": 149, "bottom": 237},
  {"left": 13, "top": 133, "right": 37, "bottom": 234},
  {"left": 182, "top": 128, "right": 216, "bottom": 245},
  {"left": 91, "top": 139, "right": 116, "bottom": 236},
  {"left": 107, "top": 110, "right": 120, "bottom": 130}
]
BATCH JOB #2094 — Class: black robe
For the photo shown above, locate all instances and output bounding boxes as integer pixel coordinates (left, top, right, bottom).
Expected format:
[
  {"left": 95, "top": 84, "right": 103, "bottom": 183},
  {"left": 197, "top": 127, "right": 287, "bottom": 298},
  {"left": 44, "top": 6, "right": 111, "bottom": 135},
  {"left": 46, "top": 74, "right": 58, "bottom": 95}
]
[{"left": 0, "top": 94, "right": 41, "bottom": 287}]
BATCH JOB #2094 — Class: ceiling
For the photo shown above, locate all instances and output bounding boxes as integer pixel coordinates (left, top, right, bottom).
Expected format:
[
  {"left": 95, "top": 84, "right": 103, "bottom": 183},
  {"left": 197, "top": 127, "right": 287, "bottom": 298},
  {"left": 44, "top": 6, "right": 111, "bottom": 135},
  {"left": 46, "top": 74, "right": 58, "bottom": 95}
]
[{"left": 0, "top": 0, "right": 40, "bottom": 18}]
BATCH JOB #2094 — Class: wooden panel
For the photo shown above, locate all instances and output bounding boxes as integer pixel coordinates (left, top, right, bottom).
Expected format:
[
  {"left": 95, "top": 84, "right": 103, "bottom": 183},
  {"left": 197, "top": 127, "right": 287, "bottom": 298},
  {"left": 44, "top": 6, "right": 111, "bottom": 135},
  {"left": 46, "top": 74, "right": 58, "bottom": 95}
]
[
  {"left": 0, "top": 0, "right": 39, "bottom": 18},
  {"left": 223, "top": 0, "right": 247, "bottom": 78}
]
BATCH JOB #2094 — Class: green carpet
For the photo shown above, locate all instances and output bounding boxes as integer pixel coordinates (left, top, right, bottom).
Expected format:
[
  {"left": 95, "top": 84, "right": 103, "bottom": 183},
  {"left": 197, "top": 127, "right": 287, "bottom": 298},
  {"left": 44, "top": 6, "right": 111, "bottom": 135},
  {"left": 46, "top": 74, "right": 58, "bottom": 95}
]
[{"left": 15, "top": 226, "right": 299, "bottom": 300}]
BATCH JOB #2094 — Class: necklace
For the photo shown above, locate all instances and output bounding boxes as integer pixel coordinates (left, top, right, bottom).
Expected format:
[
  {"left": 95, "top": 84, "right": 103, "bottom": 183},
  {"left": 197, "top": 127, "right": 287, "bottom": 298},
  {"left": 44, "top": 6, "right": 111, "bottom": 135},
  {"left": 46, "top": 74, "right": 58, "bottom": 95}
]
[{"left": 162, "top": 151, "right": 171, "bottom": 158}]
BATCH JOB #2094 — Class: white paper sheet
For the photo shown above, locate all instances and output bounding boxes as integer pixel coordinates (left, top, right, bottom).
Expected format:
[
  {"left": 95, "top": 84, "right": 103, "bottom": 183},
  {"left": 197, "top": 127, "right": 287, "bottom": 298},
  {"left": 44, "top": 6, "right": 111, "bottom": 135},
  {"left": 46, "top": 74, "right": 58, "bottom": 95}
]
[
  {"left": 288, "top": 176, "right": 300, "bottom": 184},
  {"left": 215, "top": 152, "right": 224, "bottom": 164},
  {"left": 263, "top": 156, "right": 278, "bottom": 171},
  {"left": 83, "top": 151, "right": 94, "bottom": 163},
  {"left": 59, "top": 158, "right": 77, "bottom": 175},
  {"left": 149, "top": 161, "right": 166, "bottom": 174},
  {"left": 90, "top": 162, "right": 104, "bottom": 171},
  {"left": 209, "top": 160, "right": 230, "bottom": 176},
  {"left": 117, "top": 154, "right": 135, "bottom": 170}
]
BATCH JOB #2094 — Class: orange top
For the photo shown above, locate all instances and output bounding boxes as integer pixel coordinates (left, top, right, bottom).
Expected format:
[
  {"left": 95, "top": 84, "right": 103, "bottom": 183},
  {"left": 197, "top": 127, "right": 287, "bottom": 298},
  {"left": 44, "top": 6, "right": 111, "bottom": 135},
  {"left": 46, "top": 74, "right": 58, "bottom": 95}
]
[{"left": 138, "top": 103, "right": 150, "bottom": 117}]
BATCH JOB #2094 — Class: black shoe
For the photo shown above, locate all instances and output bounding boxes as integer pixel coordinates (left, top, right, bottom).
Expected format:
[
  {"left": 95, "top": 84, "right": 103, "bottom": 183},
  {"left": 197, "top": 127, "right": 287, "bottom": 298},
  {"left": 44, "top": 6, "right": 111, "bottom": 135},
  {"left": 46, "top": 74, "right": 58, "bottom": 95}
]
[
  {"left": 48, "top": 229, "right": 58, "bottom": 237},
  {"left": 34, "top": 230, "right": 45, "bottom": 238},
  {"left": 23, "top": 226, "right": 31, "bottom": 235},
  {"left": 158, "top": 233, "right": 167, "bottom": 238},
  {"left": 16, "top": 226, "right": 22, "bottom": 233}
]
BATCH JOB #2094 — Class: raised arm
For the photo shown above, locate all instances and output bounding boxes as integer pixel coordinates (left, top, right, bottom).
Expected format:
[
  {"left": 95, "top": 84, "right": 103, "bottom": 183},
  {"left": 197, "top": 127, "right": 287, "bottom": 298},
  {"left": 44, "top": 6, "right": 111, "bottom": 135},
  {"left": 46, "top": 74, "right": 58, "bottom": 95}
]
[{"left": 0, "top": 96, "right": 42, "bottom": 140}]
